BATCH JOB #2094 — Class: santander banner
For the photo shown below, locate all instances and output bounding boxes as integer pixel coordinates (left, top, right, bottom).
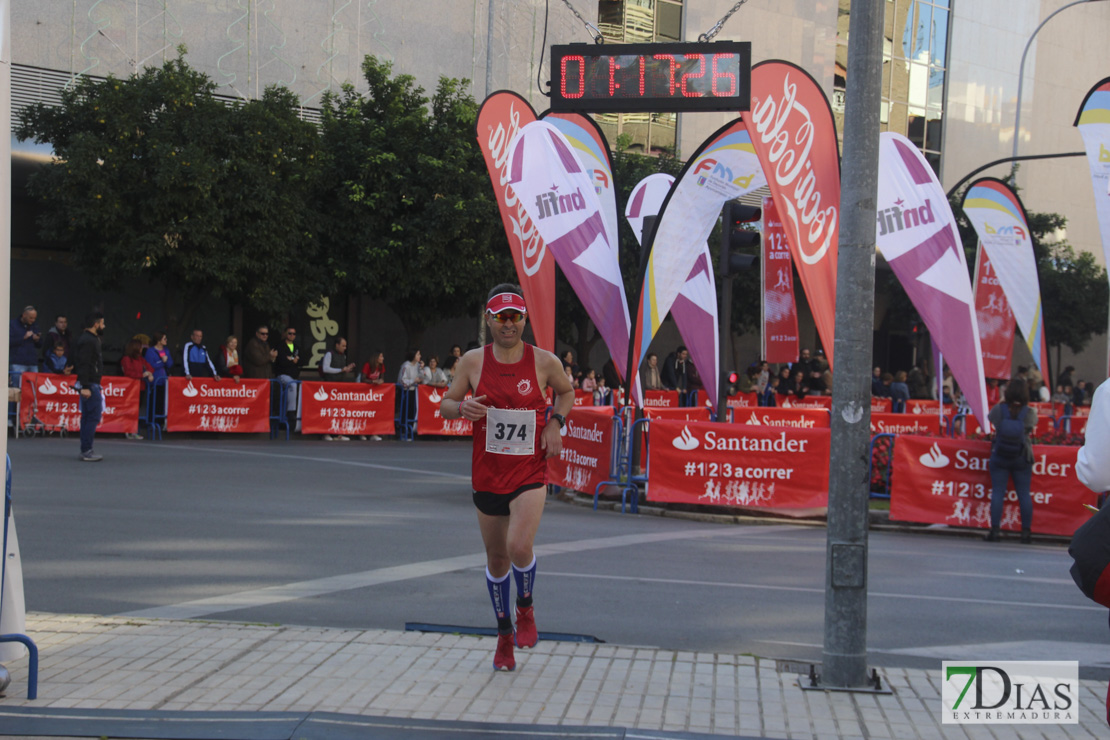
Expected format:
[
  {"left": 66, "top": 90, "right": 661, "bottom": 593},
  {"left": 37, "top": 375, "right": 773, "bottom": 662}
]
[
  {"left": 648, "top": 419, "right": 829, "bottom": 509},
  {"left": 732, "top": 406, "right": 829, "bottom": 429},
  {"left": 509, "top": 121, "right": 634, "bottom": 400},
  {"left": 643, "top": 390, "right": 680, "bottom": 408},
  {"left": 877, "top": 132, "right": 988, "bottom": 429},
  {"left": 414, "top": 385, "right": 471, "bottom": 436},
  {"left": 973, "top": 244, "right": 1015, "bottom": 379},
  {"left": 301, "top": 381, "right": 395, "bottom": 437},
  {"left": 870, "top": 412, "right": 941, "bottom": 436},
  {"left": 727, "top": 391, "right": 759, "bottom": 409},
  {"left": 748, "top": 61, "right": 840, "bottom": 367},
  {"left": 476, "top": 91, "right": 554, "bottom": 351},
  {"left": 761, "top": 196, "right": 799, "bottom": 364},
  {"left": 890, "top": 435, "right": 1092, "bottom": 536},
  {"left": 547, "top": 406, "right": 616, "bottom": 495},
  {"left": 165, "top": 378, "right": 269, "bottom": 433},
  {"left": 871, "top": 397, "right": 893, "bottom": 413},
  {"left": 779, "top": 395, "right": 831, "bottom": 410},
  {"left": 19, "top": 372, "right": 139, "bottom": 434}
]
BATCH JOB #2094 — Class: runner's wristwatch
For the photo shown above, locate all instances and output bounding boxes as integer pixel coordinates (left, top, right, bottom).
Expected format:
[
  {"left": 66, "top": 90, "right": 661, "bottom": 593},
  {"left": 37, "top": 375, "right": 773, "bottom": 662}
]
[{"left": 550, "top": 413, "right": 566, "bottom": 428}]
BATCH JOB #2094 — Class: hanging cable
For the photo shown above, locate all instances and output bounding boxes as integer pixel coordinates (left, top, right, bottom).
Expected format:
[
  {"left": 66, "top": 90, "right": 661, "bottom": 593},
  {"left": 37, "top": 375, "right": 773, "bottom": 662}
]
[
  {"left": 699, "top": 0, "right": 751, "bottom": 43},
  {"left": 536, "top": 0, "right": 551, "bottom": 97},
  {"left": 558, "top": 0, "right": 604, "bottom": 43}
]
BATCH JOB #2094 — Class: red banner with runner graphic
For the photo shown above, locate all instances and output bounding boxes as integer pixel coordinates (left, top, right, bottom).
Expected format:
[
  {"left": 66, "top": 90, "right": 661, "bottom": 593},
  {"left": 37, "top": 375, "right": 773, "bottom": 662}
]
[
  {"left": 973, "top": 246, "right": 1015, "bottom": 379},
  {"left": 778, "top": 395, "right": 832, "bottom": 410},
  {"left": 301, "top": 381, "right": 396, "bottom": 437},
  {"left": 870, "top": 412, "right": 941, "bottom": 436},
  {"left": 648, "top": 419, "right": 829, "bottom": 508},
  {"left": 414, "top": 385, "right": 472, "bottom": 436},
  {"left": 165, "top": 378, "right": 270, "bottom": 433},
  {"left": 19, "top": 372, "right": 139, "bottom": 434},
  {"left": 547, "top": 406, "right": 617, "bottom": 494},
  {"left": 890, "top": 435, "right": 1093, "bottom": 535},
  {"left": 732, "top": 406, "right": 829, "bottom": 429},
  {"left": 761, "top": 196, "right": 800, "bottom": 364}
]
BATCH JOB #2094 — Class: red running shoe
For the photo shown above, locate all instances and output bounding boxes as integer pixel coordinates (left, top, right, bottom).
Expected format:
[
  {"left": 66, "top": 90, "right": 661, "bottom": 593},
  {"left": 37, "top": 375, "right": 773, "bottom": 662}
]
[
  {"left": 515, "top": 605, "right": 538, "bottom": 648},
  {"left": 493, "top": 631, "right": 516, "bottom": 671}
]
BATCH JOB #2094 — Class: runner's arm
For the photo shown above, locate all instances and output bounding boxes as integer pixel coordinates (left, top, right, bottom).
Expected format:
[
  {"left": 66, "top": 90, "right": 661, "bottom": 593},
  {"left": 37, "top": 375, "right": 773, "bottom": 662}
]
[{"left": 440, "top": 349, "right": 487, "bottom": 420}]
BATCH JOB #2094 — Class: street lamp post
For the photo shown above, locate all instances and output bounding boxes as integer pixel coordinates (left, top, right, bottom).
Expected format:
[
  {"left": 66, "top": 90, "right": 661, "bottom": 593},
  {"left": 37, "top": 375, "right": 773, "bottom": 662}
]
[{"left": 1011, "top": 0, "right": 1107, "bottom": 183}]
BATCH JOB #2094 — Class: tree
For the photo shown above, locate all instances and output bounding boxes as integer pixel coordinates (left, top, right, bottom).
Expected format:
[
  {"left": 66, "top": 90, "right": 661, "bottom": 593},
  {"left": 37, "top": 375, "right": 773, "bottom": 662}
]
[
  {"left": 16, "top": 52, "right": 331, "bottom": 344},
  {"left": 317, "top": 56, "right": 511, "bottom": 344}
]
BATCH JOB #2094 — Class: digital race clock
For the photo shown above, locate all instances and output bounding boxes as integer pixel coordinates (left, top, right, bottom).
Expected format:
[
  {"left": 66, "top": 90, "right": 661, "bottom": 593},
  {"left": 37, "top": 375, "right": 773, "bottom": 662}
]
[{"left": 550, "top": 41, "right": 751, "bottom": 114}]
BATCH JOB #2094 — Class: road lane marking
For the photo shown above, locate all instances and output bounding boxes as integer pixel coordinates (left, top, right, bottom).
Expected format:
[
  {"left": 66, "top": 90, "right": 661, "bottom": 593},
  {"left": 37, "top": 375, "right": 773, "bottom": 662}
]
[{"left": 119, "top": 525, "right": 807, "bottom": 620}]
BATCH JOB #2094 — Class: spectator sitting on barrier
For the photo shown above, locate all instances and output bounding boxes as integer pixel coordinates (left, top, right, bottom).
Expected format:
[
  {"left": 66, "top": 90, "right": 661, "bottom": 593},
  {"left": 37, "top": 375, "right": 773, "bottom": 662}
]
[
  {"left": 41, "top": 314, "right": 71, "bottom": 364},
  {"left": 120, "top": 338, "right": 154, "bottom": 440},
  {"left": 42, "top": 343, "right": 72, "bottom": 375},
  {"left": 1053, "top": 384, "right": 1072, "bottom": 406},
  {"left": 423, "top": 355, "right": 449, "bottom": 387},
  {"left": 183, "top": 329, "right": 220, "bottom": 381},
  {"left": 580, "top": 368, "right": 597, "bottom": 394},
  {"left": 640, "top": 352, "right": 664, "bottom": 392},
  {"left": 321, "top": 336, "right": 357, "bottom": 383},
  {"left": 360, "top": 352, "right": 385, "bottom": 384},
  {"left": 219, "top": 336, "right": 243, "bottom": 381},
  {"left": 243, "top": 326, "right": 276, "bottom": 379},
  {"left": 890, "top": 371, "right": 910, "bottom": 411}
]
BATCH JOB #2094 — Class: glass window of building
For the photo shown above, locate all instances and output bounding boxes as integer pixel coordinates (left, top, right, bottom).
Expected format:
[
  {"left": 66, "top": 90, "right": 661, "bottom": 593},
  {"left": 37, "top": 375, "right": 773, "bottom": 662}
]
[
  {"left": 594, "top": 0, "right": 682, "bottom": 155},
  {"left": 835, "top": 0, "right": 950, "bottom": 176}
]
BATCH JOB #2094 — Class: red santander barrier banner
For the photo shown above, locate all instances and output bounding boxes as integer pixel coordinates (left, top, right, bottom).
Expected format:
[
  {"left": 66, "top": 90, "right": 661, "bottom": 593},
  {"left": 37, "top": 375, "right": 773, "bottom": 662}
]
[
  {"left": 302, "top": 381, "right": 396, "bottom": 437},
  {"left": 19, "top": 372, "right": 139, "bottom": 434},
  {"left": 644, "top": 390, "right": 680, "bottom": 408},
  {"left": 648, "top": 419, "right": 830, "bottom": 508},
  {"left": 547, "top": 406, "right": 616, "bottom": 494},
  {"left": 904, "top": 399, "right": 955, "bottom": 418},
  {"left": 957, "top": 412, "right": 1054, "bottom": 438},
  {"left": 870, "top": 412, "right": 941, "bottom": 436},
  {"left": 643, "top": 406, "right": 712, "bottom": 453},
  {"left": 728, "top": 392, "right": 758, "bottom": 408},
  {"left": 547, "top": 388, "right": 595, "bottom": 407},
  {"left": 732, "top": 406, "right": 829, "bottom": 429},
  {"left": 166, "top": 378, "right": 270, "bottom": 433},
  {"left": 1061, "top": 416, "right": 1088, "bottom": 434},
  {"left": 890, "top": 435, "right": 1093, "bottom": 536},
  {"left": 779, "top": 395, "right": 832, "bottom": 410},
  {"left": 871, "top": 397, "right": 892, "bottom": 413},
  {"left": 414, "top": 385, "right": 471, "bottom": 436}
]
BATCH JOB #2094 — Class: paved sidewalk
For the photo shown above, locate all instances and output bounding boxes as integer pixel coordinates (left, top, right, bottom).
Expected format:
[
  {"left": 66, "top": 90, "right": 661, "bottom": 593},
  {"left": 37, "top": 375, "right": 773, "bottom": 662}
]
[{"left": 0, "top": 613, "right": 1107, "bottom": 739}]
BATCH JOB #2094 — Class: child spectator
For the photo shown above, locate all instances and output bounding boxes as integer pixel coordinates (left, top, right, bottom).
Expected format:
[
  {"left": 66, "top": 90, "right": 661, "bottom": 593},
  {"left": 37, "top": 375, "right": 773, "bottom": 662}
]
[
  {"left": 580, "top": 368, "right": 597, "bottom": 394},
  {"left": 42, "top": 343, "right": 72, "bottom": 374}
]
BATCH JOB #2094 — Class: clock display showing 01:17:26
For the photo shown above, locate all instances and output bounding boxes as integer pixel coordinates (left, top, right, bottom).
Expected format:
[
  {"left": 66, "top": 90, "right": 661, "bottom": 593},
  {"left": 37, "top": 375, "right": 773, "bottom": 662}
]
[{"left": 560, "top": 52, "right": 742, "bottom": 102}]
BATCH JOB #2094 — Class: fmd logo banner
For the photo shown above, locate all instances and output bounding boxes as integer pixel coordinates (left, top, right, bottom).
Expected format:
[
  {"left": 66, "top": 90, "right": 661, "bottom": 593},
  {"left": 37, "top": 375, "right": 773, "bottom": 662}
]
[{"left": 941, "top": 661, "right": 1077, "bottom": 725}]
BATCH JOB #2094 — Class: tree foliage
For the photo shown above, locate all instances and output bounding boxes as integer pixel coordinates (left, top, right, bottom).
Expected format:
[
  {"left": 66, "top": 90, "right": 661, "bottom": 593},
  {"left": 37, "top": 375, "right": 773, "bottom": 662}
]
[
  {"left": 16, "top": 52, "right": 330, "bottom": 343},
  {"left": 317, "top": 56, "right": 511, "bottom": 340}
]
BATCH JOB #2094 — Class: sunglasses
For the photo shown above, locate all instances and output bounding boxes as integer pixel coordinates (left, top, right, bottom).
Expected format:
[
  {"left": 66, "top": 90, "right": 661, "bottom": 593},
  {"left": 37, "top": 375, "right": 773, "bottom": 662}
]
[{"left": 490, "top": 311, "right": 526, "bottom": 324}]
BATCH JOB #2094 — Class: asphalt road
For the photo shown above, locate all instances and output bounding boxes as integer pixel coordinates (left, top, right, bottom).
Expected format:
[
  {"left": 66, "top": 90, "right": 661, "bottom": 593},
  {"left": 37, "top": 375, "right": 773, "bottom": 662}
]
[{"left": 5, "top": 435, "right": 1107, "bottom": 679}]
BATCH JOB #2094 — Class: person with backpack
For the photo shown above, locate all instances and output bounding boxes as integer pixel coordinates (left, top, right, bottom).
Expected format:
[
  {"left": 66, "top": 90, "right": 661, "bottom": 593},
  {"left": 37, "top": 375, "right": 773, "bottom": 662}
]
[{"left": 985, "top": 378, "right": 1037, "bottom": 543}]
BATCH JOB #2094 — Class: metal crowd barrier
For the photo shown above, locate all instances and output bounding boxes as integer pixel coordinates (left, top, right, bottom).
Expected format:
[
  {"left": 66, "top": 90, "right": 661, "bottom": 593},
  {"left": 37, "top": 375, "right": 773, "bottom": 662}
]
[
  {"left": 1, "top": 456, "right": 38, "bottom": 699},
  {"left": 396, "top": 385, "right": 415, "bottom": 441},
  {"left": 268, "top": 378, "right": 298, "bottom": 440}
]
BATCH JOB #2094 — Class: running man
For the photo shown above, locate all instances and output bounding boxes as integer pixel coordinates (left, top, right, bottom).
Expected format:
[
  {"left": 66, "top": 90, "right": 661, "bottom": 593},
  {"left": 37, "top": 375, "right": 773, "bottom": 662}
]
[{"left": 440, "top": 284, "right": 574, "bottom": 671}]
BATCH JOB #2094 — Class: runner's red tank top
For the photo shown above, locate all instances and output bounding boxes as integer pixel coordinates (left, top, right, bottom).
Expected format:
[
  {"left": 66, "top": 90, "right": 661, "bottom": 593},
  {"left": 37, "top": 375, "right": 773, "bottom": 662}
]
[{"left": 472, "top": 343, "right": 549, "bottom": 495}]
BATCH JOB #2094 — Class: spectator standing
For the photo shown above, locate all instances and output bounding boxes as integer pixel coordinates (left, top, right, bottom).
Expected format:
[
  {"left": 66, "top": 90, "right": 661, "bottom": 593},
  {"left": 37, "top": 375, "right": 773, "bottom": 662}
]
[
  {"left": 9, "top": 306, "right": 42, "bottom": 376},
  {"left": 602, "top": 358, "right": 621, "bottom": 393},
  {"left": 73, "top": 311, "right": 105, "bottom": 462},
  {"left": 321, "top": 337, "right": 357, "bottom": 383},
  {"left": 791, "top": 348, "right": 815, "bottom": 379},
  {"left": 143, "top": 331, "right": 174, "bottom": 423},
  {"left": 273, "top": 327, "right": 302, "bottom": 428},
  {"left": 890, "top": 371, "right": 910, "bottom": 411},
  {"left": 41, "top": 314, "right": 71, "bottom": 362},
  {"left": 985, "top": 378, "right": 1037, "bottom": 543},
  {"left": 423, "top": 356, "right": 449, "bottom": 387},
  {"left": 360, "top": 352, "right": 386, "bottom": 384},
  {"left": 1074, "top": 380, "right": 1090, "bottom": 408},
  {"left": 580, "top": 368, "right": 597, "bottom": 394},
  {"left": 661, "top": 346, "right": 689, "bottom": 393},
  {"left": 755, "top": 361, "right": 771, "bottom": 395},
  {"left": 985, "top": 378, "right": 1001, "bottom": 408},
  {"left": 182, "top": 329, "right": 219, "bottom": 379},
  {"left": 120, "top": 338, "right": 154, "bottom": 440},
  {"left": 561, "top": 351, "right": 580, "bottom": 383},
  {"left": 398, "top": 349, "right": 424, "bottom": 390},
  {"left": 242, "top": 326, "right": 276, "bottom": 379},
  {"left": 1058, "top": 366, "right": 1075, "bottom": 391},
  {"left": 219, "top": 336, "right": 243, "bottom": 380},
  {"left": 42, "top": 343, "right": 72, "bottom": 374},
  {"left": 871, "top": 367, "right": 884, "bottom": 396},
  {"left": 908, "top": 366, "right": 931, "bottom": 399},
  {"left": 640, "top": 353, "right": 664, "bottom": 391}
]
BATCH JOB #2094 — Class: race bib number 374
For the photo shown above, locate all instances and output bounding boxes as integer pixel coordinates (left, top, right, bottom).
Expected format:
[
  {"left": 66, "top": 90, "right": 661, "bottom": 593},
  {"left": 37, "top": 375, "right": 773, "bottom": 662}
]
[{"left": 486, "top": 408, "right": 536, "bottom": 456}]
